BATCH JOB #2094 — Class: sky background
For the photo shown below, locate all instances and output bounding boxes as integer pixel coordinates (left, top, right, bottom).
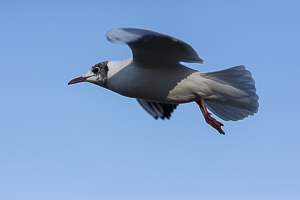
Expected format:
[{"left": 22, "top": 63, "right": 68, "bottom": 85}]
[{"left": 1, "top": 1, "right": 300, "bottom": 199}]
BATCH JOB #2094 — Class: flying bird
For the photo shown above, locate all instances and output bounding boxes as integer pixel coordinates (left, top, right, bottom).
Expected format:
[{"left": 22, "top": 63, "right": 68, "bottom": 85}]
[{"left": 68, "top": 28, "right": 259, "bottom": 134}]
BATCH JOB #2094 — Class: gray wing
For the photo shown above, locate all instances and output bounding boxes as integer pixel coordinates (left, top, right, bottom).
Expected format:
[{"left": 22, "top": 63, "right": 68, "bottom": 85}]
[
  {"left": 106, "top": 28, "right": 203, "bottom": 65},
  {"left": 137, "top": 99, "right": 178, "bottom": 120}
]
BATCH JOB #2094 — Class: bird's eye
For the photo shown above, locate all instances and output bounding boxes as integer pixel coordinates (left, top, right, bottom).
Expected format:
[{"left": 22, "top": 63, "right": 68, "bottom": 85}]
[{"left": 92, "top": 67, "right": 100, "bottom": 74}]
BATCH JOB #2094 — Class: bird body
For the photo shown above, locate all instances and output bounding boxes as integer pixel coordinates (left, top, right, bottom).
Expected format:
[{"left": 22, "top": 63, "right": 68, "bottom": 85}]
[
  {"left": 105, "top": 57, "right": 256, "bottom": 111},
  {"left": 69, "top": 28, "right": 259, "bottom": 134},
  {"left": 106, "top": 57, "right": 198, "bottom": 103}
]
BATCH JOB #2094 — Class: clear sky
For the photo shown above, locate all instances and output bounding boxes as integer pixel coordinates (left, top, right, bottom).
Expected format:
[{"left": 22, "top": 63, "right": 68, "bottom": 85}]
[{"left": 1, "top": 1, "right": 299, "bottom": 199}]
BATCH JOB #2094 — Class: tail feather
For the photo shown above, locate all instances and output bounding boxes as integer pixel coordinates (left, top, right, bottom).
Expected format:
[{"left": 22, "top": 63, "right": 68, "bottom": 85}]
[
  {"left": 205, "top": 102, "right": 257, "bottom": 121},
  {"left": 202, "top": 66, "right": 259, "bottom": 121}
]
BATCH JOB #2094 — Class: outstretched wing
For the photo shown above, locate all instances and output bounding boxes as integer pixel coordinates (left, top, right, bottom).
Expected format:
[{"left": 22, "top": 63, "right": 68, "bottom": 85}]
[
  {"left": 106, "top": 28, "right": 203, "bottom": 66},
  {"left": 137, "top": 99, "right": 178, "bottom": 120}
]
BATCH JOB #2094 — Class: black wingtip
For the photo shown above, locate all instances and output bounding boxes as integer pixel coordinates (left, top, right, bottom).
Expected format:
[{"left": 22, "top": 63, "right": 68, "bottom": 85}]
[
  {"left": 137, "top": 99, "right": 178, "bottom": 120},
  {"left": 152, "top": 102, "right": 178, "bottom": 120}
]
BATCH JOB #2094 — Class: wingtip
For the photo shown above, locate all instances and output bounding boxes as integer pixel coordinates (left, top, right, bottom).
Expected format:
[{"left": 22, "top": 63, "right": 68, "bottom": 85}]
[{"left": 196, "top": 56, "right": 204, "bottom": 64}]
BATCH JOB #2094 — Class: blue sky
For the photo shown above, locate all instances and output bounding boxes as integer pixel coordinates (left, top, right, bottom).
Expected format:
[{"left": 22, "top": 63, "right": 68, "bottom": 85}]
[{"left": 1, "top": 1, "right": 299, "bottom": 199}]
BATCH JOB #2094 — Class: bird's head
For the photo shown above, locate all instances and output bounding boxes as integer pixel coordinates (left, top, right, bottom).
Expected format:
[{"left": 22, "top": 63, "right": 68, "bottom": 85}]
[{"left": 68, "top": 61, "right": 109, "bottom": 87}]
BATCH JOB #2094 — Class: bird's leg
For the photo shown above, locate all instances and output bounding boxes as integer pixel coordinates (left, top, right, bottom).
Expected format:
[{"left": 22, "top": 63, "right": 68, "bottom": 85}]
[{"left": 196, "top": 95, "right": 225, "bottom": 135}]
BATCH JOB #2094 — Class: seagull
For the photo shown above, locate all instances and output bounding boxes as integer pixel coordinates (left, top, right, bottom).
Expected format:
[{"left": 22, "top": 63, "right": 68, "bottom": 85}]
[{"left": 68, "top": 28, "right": 259, "bottom": 134}]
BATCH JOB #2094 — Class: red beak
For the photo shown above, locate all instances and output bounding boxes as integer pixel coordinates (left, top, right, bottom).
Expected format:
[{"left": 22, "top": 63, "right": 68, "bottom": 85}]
[{"left": 68, "top": 76, "right": 87, "bottom": 85}]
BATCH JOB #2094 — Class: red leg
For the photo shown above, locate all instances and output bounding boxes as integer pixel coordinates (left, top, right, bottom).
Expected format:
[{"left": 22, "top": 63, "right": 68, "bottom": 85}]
[{"left": 196, "top": 95, "right": 225, "bottom": 135}]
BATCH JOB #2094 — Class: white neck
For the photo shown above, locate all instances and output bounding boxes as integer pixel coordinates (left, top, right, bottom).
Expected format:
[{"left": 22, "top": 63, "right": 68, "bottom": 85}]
[{"left": 107, "top": 57, "right": 133, "bottom": 79}]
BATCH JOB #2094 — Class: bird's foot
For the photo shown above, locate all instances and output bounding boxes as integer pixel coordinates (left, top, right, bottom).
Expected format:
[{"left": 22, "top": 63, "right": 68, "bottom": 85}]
[
  {"left": 203, "top": 112, "right": 225, "bottom": 135},
  {"left": 196, "top": 95, "right": 225, "bottom": 135}
]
